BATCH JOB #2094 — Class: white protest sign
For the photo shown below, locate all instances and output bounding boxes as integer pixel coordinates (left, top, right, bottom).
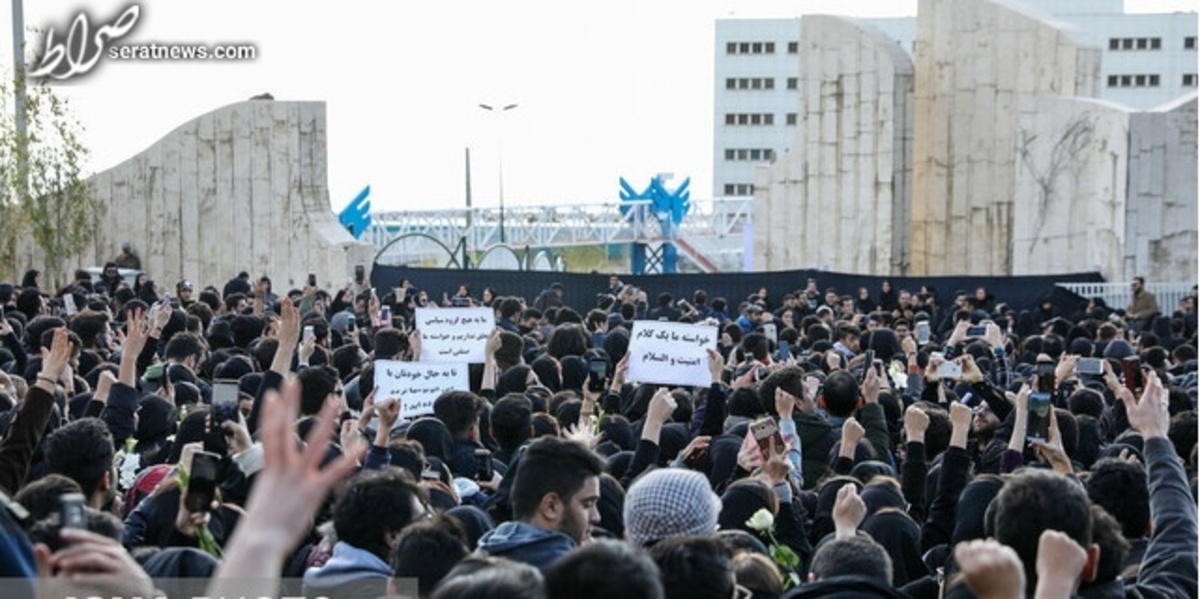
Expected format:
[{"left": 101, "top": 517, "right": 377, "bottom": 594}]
[
  {"left": 415, "top": 307, "right": 495, "bottom": 364},
  {"left": 627, "top": 321, "right": 718, "bottom": 387},
  {"left": 373, "top": 360, "right": 470, "bottom": 420}
]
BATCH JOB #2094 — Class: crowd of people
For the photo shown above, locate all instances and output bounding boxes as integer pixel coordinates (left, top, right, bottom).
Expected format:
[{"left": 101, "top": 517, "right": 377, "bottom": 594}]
[{"left": 0, "top": 262, "right": 1195, "bottom": 599}]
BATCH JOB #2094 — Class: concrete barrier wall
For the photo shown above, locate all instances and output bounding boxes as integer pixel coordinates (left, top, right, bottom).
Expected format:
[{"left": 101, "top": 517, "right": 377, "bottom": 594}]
[{"left": 25, "top": 100, "right": 375, "bottom": 291}]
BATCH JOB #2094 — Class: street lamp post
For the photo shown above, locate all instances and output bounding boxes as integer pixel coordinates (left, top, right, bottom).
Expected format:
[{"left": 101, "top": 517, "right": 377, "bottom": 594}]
[{"left": 478, "top": 103, "right": 518, "bottom": 244}]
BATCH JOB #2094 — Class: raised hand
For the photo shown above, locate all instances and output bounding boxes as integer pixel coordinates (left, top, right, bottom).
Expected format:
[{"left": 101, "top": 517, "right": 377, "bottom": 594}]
[
  {"left": 1122, "top": 369, "right": 1169, "bottom": 439},
  {"left": 949, "top": 401, "right": 973, "bottom": 449},
  {"left": 840, "top": 417, "right": 865, "bottom": 459},
  {"left": 954, "top": 539, "right": 1026, "bottom": 599},
  {"left": 904, "top": 405, "right": 930, "bottom": 444},
  {"left": 707, "top": 348, "right": 725, "bottom": 384},
  {"left": 1034, "top": 531, "right": 1088, "bottom": 599},
  {"left": 832, "top": 484, "right": 866, "bottom": 539},
  {"left": 39, "top": 327, "right": 72, "bottom": 385}
]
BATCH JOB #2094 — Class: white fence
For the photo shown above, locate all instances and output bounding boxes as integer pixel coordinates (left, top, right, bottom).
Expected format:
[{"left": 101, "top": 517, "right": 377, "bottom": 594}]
[{"left": 1056, "top": 281, "right": 1195, "bottom": 314}]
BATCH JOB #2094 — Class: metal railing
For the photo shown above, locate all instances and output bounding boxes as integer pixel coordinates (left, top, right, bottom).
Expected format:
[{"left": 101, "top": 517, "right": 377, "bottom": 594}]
[
  {"left": 1056, "top": 281, "right": 1196, "bottom": 314},
  {"left": 365, "top": 198, "right": 754, "bottom": 253}
]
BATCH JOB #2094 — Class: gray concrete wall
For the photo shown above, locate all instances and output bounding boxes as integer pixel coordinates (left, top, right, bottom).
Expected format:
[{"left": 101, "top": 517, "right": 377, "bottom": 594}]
[
  {"left": 33, "top": 100, "right": 375, "bottom": 291},
  {"left": 1012, "top": 96, "right": 1130, "bottom": 279},
  {"left": 1125, "top": 93, "right": 1198, "bottom": 283},
  {"left": 754, "top": 15, "right": 914, "bottom": 275},
  {"left": 910, "top": 0, "right": 1102, "bottom": 275}
]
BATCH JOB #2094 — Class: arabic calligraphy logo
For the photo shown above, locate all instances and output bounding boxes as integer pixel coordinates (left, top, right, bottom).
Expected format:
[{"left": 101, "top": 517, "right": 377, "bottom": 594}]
[{"left": 29, "top": 5, "right": 140, "bottom": 80}]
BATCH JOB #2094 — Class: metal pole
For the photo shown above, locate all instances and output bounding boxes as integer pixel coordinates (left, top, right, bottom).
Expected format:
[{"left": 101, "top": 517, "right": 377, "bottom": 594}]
[
  {"left": 11, "top": 0, "right": 27, "bottom": 184},
  {"left": 464, "top": 146, "right": 472, "bottom": 250}
]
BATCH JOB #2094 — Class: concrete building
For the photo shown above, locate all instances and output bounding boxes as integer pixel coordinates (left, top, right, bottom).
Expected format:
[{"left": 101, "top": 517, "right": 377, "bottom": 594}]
[{"left": 715, "top": 0, "right": 1197, "bottom": 199}]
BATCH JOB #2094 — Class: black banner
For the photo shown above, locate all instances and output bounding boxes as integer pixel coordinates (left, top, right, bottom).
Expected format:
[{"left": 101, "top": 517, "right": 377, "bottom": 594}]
[{"left": 371, "top": 265, "right": 1103, "bottom": 316}]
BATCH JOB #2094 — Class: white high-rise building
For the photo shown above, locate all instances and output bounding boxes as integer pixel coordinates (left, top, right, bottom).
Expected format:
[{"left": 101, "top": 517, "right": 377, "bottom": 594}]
[{"left": 713, "top": 0, "right": 1197, "bottom": 197}]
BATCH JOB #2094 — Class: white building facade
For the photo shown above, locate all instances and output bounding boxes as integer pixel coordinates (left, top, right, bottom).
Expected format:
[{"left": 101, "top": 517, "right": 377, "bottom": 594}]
[{"left": 713, "top": 0, "right": 1197, "bottom": 197}]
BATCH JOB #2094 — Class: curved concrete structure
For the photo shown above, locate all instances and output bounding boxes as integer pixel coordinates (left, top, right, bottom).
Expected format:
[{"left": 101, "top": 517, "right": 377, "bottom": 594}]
[
  {"left": 38, "top": 100, "right": 374, "bottom": 290},
  {"left": 754, "top": 15, "right": 914, "bottom": 275}
]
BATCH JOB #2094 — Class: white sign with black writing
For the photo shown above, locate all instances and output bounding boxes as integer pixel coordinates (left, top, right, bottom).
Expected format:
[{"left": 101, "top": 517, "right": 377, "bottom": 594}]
[
  {"left": 415, "top": 307, "right": 494, "bottom": 364},
  {"left": 627, "top": 321, "right": 718, "bottom": 387},
  {"left": 373, "top": 360, "right": 469, "bottom": 420}
]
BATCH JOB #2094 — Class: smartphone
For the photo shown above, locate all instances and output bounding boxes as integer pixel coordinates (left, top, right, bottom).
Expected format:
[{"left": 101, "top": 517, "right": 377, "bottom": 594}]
[
  {"left": 763, "top": 323, "right": 777, "bottom": 343},
  {"left": 160, "top": 293, "right": 171, "bottom": 308},
  {"left": 59, "top": 492, "right": 86, "bottom": 531},
  {"left": 354, "top": 265, "right": 365, "bottom": 285},
  {"left": 777, "top": 340, "right": 791, "bottom": 362},
  {"left": 966, "top": 325, "right": 987, "bottom": 338},
  {"left": 861, "top": 350, "right": 875, "bottom": 381},
  {"left": 683, "top": 444, "right": 709, "bottom": 469},
  {"left": 62, "top": 293, "right": 77, "bottom": 317},
  {"left": 380, "top": 305, "right": 392, "bottom": 325},
  {"left": 916, "top": 321, "right": 931, "bottom": 345},
  {"left": 307, "top": 273, "right": 317, "bottom": 288},
  {"left": 1035, "top": 362, "right": 1056, "bottom": 394},
  {"left": 936, "top": 360, "right": 963, "bottom": 379},
  {"left": 750, "top": 417, "right": 785, "bottom": 459},
  {"left": 302, "top": 325, "right": 315, "bottom": 343},
  {"left": 212, "top": 381, "right": 240, "bottom": 428},
  {"left": 475, "top": 448, "right": 494, "bottom": 482},
  {"left": 185, "top": 451, "right": 221, "bottom": 513},
  {"left": 587, "top": 359, "right": 608, "bottom": 392},
  {"left": 1027, "top": 392, "right": 1052, "bottom": 442},
  {"left": 1075, "top": 357, "right": 1104, "bottom": 376},
  {"left": 1122, "top": 356, "right": 1144, "bottom": 396}
]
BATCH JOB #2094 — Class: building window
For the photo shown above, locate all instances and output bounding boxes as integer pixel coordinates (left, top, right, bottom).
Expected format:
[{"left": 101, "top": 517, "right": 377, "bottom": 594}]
[
  {"left": 725, "top": 78, "right": 736, "bottom": 90},
  {"left": 738, "top": 114, "right": 749, "bottom": 125},
  {"left": 787, "top": 41, "right": 798, "bottom": 54},
  {"left": 725, "top": 114, "right": 736, "bottom": 125},
  {"left": 764, "top": 78, "right": 774, "bottom": 90},
  {"left": 723, "top": 184, "right": 736, "bottom": 195},
  {"left": 1136, "top": 38, "right": 1148, "bottom": 50},
  {"left": 1149, "top": 74, "right": 1160, "bottom": 86},
  {"left": 737, "top": 149, "right": 749, "bottom": 160},
  {"left": 738, "top": 78, "right": 749, "bottom": 89},
  {"left": 764, "top": 114, "right": 774, "bottom": 125},
  {"left": 786, "top": 113, "right": 797, "bottom": 126},
  {"left": 1184, "top": 74, "right": 1197, "bottom": 87},
  {"left": 1120, "top": 75, "right": 1132, "bottom": 86},
  {"left": 1109, "top": 38, "right": 1120, "bottom": 50},
  {"left": 1186, "top": 36, "right": 1197, "bottom": 50},
  {"left": 1107, "top": 75, "right": 1119, "bottom": 87},
  {"left": 724, "top": 149, "right": 735, "bottom": 160},
  {"left": 1135, "top": 74, "right": 1146, "bottom": 86},
  {"left": 1122, "top": 38, "right": 1134, "bottom": 50},
  {"left": 1150, "top": 37, "right": 1161, "bottom": 50},
  {"left": 751, "top": 78, "right": 762, "bottom": 90},
  {"left": 752, "top": 42, "right": 762, "bottom": 53},
  {"left": 787, "top": 77, "right": 798, "bottom": 90},
  {"left": 765, "top": 42, "right": 775, "bottom": 54},
  {"left": 739, "top": 42, "right": 750, "bottom": 54},
  {"left": 726, "top": 42, "right": 737, "bottom": 54}
]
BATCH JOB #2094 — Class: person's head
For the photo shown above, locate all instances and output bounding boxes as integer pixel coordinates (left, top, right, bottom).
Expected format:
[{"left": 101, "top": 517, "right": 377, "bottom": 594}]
[
  {"left": 1132, "top": 277, "right": 1146, "bottom": 293},
  {"left": 544, "top": 539, "right": 664, "bottom": 599},
  {"left": 993, "top": 469, "right": 1098, "bottom": 594},
  {"left": 1086, "top": 458, "right": 1149, "bottom": 541},
  {"left": 390, "top": 514, "right": 469, "bottom": 597},
  {"left": 510, "top": 436, "right": 605, "bottom": 544},
  {"left": 296, "top": 365, "right": 341, "bottom": 416},
  {"left": 429, "top": 556, "right": 543, "bottom": 599},
  {"left": 731, "top": 551, "right": 783, "bottom": 598},
  {"left": 821, "top": 371, "right": 861, "bottom": 418},
  {"left": 1085, "top": 505, "right": 1131, "bottom": 588},
  {"left": 490, "top": 394, "right": 534, "bottom": 453},
  {"left": 374, "top": 328, "right": 409, "bottom": 360},
  {"left": 624, "top": 469, "right": 722, "bottom": 547},
  {"left": 164, "top": 332, "right": 205, "bottom": 370},
  {"left": 42, "top": 418, "right": 115, "bottom": 507},
  {"left": 500, "top": 297, "right": 523, "bottom": 321},
  {"left": 334, "top": 468, "right": 430, "bottom": 561},
  {"left": 809, "top": 535, "right": 892, "bottom": 584},
  {"left": 433, "top": 391, "right": 485, "bottom": 441},
  {"left": 14, "top": 474, "right": 84, "bottom": 525},
  {"left": 646, "top": 535, "right": 735, "bottom": 599}
]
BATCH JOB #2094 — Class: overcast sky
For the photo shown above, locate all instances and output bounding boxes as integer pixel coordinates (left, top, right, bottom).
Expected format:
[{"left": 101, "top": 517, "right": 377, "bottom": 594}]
[{"left": 1, "top": 0, "right": 1194, "bottom": 214}]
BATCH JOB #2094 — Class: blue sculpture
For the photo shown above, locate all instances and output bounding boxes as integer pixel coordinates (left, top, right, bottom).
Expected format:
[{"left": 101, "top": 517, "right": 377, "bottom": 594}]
[
  {"left": 339, "top": 185, "right": 372, "bottom": 239},
  {"left": 619, "top": 176, "right": 690, "bottom": 274}
]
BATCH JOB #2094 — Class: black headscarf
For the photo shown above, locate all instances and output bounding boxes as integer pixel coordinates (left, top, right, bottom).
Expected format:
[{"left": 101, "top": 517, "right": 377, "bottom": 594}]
[
  {"left": 860, "top": 510, "right": 927, "bottom": 586},
  {"left": 405, "top": 417, "right": 454, "bottom": 463}
]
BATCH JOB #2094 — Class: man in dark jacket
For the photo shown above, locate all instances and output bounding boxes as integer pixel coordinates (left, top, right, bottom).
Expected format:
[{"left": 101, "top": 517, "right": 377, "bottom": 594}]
[{"left": 476, "top": 436, "right": 603, "bottom": 571}]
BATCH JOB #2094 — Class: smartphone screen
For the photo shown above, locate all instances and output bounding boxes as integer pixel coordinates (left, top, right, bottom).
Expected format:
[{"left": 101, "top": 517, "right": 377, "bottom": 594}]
[
  {"left": 966, "top": 325, "right": 987, "bottom": 338},
  {"left": 59, "top": 493, "right": 86, "bottom": 530},
  {"left": 587, "top": 360, "right": 608, "bottom": 391},
  {"left": 1075, "top": 358, "right": 1103, "bottom": 375},
  {"left": 212, "top": 382, "right": 239, "bottom": 428},
  {"left": 751, "top": 417, "right": 784, "bottom": 459},
  {"left": 1027, "top": 392, "right": 1052, "bottom": 442},
  {"left": 861, "top": 350, "right": 875, "bottom": 381},
  {"left": 185, "top": 451, "right": 221, "bottom": 513},
  {"left": 916, "top": 321, "right": 931, "bottom": 345},
  {"left": 303, "top": 325, "right": 315, "bottom": 344},
  {"left": 762, "top": 323, "right": 777, "bottom": 343},
  {"left": 1035, "top": 362, "right": 1056, "bottom": 394},
  {"left": 777, "top": 340, "right": 791, "bottom": 362},
  {"left": 475, "top": 449, "right": 494, "bottom": 481},
  {"left": 936, "top": 361, "right": 962, "bottom": 379},
  {"left": 1122, "top": 356, "right": 1143, "bottom": 396},
  {"left": 307, "top": 273, "right": 317, "bottom": 288}
]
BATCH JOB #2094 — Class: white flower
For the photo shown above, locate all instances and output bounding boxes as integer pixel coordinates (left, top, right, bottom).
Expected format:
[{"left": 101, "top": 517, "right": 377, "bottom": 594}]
[
  {"left": 118, "top": 452, "right": 141, "bottom": 490},
  {"left": 745, "top": 508, "right": 774, "bottom": 532}
]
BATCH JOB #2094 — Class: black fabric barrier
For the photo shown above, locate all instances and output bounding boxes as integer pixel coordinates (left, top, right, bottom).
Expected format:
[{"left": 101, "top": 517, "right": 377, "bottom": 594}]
[{"left": 371, "top": 265, "right": 1104, "bottom": 317}]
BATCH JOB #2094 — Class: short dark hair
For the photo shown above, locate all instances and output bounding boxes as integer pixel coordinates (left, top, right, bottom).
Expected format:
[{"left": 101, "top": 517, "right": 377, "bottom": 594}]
[
  {"left": 43, "top": 418, "right": 115, "bottom": 498},
  {"left": 511, "top": 436, "right": 605, "bottom": 521},
  {"left": 1086, "top": 458, "right": 1149, "bottom": 540},
  {"left": 994, "top": 469, "right": 1093, "bottom": 593},
  {"left": 69, "top": 312, "right": 108, "bottom": 349},
  {"left": 646, "top": 535, "right": 733, "bottom": 599},
  {"left": 546, "top": 539, "right": 664, "bottom": 599},
  {"left": 374, "top": 328, "right": 408, "bottom": 360},
  {"left": 1087, "top": 505, "right": 1130, "bottom": 586},
  {"left": 14, "top": 473, "right": 83, "bottom": 525},
  {"left": 165, "top": 332, "right": 205, "bottom": 363},
  {"left": 333, "top": 468, "right": 428, "bottom": 561},
  {"left": 809, "top": 535, "right": 892, "bottom": 584},
  {"left": 1067, "top": 388, "right": 1105, "bottom": 419},
  {"left": 822, "top": 371, "right": 860, "bottom": 418},
  {"left": 390, "top": 514, "right": 469, "bottom": 596},
  {"left": 296, "top": 365, "right": 339, "bottom": 416},
  {"left": 500, "top": 297, "right": 523, "bottom": 320},
  {"left": 491, "top": 395, "right": 534, "bottom": 453},
  {"left": 430, "top": 557, "right": 543, "bottom": 599},
  {"left": 433, "top": 391, "right": 484, "bottom": 439},
  {"left": 27, "top": 507, "right": 123, "bottom": 553}
]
